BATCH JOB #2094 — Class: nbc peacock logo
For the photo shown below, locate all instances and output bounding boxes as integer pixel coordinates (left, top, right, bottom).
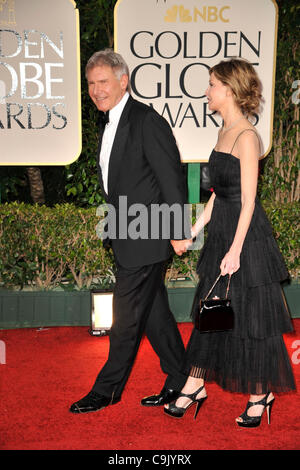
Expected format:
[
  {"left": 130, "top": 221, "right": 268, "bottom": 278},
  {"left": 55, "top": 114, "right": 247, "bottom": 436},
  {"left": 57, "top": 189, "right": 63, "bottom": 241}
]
[
  {"left": 164, "top": 4, "right": 230, "bottom": 23},
  {"left": 165, "top": 5, "right": 192, "bottom": 22}
]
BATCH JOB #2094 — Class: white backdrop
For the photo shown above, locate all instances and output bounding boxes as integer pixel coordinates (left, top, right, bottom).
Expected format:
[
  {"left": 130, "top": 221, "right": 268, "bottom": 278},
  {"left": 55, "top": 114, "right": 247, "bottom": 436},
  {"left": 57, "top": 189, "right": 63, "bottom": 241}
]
[
  {"left": 114, "top": 0, "right": 278, "bottom": 162},
  {"left": 0, "top": 0, "right": 81, "bottom": 165}
]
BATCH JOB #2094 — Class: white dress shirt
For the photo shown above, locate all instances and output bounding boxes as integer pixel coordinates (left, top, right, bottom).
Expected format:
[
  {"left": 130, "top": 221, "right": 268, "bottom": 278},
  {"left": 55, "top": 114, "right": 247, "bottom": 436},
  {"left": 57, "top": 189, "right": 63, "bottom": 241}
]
[{"left": 99, "top": 92, "right": 130, "bottom": 194}]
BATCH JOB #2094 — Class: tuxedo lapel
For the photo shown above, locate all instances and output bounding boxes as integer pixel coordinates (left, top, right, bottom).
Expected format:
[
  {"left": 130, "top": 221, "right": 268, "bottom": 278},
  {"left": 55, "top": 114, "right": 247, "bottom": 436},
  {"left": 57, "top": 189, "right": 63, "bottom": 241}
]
[
  {"left": 107, "top": 97, "right": 132, "bottom": 199},
  {"left": 96, "top": 124, "right": 108, "bottom": 199}
]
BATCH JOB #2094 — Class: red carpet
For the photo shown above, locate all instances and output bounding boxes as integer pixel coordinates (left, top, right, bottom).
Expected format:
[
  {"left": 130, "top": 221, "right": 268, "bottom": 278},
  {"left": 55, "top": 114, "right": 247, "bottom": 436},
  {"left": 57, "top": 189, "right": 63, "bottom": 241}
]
[{"left": 0, "top": 321, "right": 299, "bottom": 451}]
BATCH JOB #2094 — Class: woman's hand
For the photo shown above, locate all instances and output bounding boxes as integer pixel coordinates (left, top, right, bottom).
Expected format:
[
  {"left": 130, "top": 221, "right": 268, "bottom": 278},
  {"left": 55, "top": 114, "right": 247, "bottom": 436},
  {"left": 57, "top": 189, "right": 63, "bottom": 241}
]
[{"left": 220, "top": 248, "right": 240, "bottom": 276}]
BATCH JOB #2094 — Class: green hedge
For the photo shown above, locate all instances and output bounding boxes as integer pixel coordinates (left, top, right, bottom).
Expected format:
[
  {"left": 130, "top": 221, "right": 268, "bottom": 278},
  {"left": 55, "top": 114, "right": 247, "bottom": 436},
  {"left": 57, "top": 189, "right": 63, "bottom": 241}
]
[
  {"left": 0, "top": 201, "right": 299, "bottom": 290},
  {"left": 0, "top": 203, "right": 115, "bottom": 290},
  {"left": 262, "top": 201, "right": 299, "bottom": 279}
]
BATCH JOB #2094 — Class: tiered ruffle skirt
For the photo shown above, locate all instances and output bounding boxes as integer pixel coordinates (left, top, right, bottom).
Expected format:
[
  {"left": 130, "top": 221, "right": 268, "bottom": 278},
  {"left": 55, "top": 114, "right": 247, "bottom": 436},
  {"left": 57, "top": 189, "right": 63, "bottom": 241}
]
[{"left": 183, "top": 197, "right": 296, "bottom": 394}]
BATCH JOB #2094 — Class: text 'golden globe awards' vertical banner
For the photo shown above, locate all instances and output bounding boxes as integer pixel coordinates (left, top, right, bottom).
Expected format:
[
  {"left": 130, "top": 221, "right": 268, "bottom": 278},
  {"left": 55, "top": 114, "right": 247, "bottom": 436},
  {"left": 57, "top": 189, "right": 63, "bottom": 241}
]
[
  {"left": 114, "top": 0, "right": 278, "bottom": 162},
  {"left": 0, "top": 0, "right": 81, "bottom": 165}
]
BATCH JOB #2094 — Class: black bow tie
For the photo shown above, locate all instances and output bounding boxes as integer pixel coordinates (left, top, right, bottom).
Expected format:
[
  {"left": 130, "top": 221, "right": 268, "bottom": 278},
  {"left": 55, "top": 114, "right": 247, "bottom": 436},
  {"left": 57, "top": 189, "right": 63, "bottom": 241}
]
[{"left": 99, "top": 111, "right": 109, "bottom": 128}]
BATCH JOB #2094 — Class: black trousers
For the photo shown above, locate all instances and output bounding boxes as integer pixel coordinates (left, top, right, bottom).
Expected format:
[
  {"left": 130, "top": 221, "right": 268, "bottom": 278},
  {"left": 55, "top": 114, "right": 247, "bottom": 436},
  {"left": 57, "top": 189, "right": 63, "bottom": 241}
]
[{"left": 92, "top": 261, "right": 187, "bottom": 400}]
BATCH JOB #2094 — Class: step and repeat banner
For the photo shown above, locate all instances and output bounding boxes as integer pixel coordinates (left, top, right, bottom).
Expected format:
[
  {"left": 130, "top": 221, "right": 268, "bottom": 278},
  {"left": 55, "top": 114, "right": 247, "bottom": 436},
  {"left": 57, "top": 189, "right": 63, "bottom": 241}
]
[
  {"left": 114, "top": 0, "right": 278, "bottom": 162},
  {"left": 0, "top": 0, "right": 81, "bottom": 165}
]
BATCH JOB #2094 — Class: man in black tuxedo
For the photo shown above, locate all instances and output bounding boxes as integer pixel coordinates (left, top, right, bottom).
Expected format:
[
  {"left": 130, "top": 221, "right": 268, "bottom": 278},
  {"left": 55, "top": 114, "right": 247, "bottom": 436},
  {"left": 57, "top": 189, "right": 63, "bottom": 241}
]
[{"left": 70, "top": 49, "right": 191, "bottom": 414}]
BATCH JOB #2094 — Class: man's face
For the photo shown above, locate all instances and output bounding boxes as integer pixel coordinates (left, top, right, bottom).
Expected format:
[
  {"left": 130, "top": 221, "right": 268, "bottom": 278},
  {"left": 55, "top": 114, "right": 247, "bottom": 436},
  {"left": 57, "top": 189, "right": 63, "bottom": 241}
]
[{"left": 87, "top": 65, "right": 128, "bottom": 112}]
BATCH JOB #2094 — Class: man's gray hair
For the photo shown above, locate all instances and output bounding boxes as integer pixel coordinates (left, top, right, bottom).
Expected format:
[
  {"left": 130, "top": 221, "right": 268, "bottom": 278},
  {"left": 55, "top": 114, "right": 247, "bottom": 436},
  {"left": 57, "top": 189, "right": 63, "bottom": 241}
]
[{"left": 85, "top": 48, "right": 131, "bottom": 92}]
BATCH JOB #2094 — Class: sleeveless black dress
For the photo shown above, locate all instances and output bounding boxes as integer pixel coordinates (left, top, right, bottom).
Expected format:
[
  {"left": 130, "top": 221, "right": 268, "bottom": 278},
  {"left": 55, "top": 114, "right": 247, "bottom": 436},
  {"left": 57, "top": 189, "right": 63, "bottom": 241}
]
[{"left": 183, "top": 143, "right": 296, "bottom": 394}]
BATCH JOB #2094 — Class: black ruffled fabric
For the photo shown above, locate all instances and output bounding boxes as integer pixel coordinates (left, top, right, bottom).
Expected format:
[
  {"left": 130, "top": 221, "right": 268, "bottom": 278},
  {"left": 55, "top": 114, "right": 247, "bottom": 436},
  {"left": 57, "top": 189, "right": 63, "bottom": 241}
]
[{"left": 183, "top": 150, "right": 296, "bottom": 394}]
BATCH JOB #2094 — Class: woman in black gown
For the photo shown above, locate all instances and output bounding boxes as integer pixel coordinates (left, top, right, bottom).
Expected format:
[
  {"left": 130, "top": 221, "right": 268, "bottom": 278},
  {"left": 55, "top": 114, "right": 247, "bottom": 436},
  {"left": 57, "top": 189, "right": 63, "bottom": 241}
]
[{"left": 164, "top": 59, "right": 296, "bottom": 427}]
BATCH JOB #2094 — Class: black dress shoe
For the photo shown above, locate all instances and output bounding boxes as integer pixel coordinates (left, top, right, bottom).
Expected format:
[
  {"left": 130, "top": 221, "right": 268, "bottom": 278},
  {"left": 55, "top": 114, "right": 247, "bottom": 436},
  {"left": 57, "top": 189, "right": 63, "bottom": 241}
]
[
  {"left": 69, "top": 391, "right": 120, "bottom": 414},
  {"left": 140, "top": 387, "right": 180, "bottom": 407}
]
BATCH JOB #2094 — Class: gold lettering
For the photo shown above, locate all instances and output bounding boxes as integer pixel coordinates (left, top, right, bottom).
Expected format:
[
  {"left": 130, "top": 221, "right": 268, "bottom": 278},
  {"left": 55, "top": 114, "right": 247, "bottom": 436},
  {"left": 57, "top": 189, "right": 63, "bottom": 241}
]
[
  {"left": 194, "top": 6, "right": 206, "bottom": 22},
  {"left": 220, "top": 6, "right": 230, "bottom": 23},
  {"left": 166, "top": 5, "right": 230, "bottom": 23},
  {"left": 0, "top": 0, "right": 16, "bottom": 26},
  {"left": 207, "top": 6, "right": 218, "bottom": 22}
]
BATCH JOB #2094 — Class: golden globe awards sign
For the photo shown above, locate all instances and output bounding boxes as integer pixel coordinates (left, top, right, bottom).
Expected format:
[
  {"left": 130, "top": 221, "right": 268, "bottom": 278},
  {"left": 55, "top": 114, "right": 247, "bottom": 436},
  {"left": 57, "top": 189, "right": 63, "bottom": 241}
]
[
  {"left": 114, "top": 0, "right": 278, "bottom": 162},
  {"left": 0, "top": 0, "right": 81, "bottom": 165}
]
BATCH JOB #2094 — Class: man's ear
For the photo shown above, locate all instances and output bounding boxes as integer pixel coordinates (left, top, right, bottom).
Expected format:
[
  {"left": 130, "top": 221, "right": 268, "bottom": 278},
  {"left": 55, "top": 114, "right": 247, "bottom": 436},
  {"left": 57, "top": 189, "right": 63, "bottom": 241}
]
[{"left": 120, "top": 74, "right": 129, "bottom": 92}]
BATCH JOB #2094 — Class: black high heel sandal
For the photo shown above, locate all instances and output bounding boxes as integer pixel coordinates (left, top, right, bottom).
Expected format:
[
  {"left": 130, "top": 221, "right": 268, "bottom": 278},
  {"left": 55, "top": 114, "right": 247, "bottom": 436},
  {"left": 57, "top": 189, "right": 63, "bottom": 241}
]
[
  {"left": 164, "top": 385, "right": 207, "bottom": 419},
  {"left": 236, "top": 392, "right": 275, "bottom": 428}
]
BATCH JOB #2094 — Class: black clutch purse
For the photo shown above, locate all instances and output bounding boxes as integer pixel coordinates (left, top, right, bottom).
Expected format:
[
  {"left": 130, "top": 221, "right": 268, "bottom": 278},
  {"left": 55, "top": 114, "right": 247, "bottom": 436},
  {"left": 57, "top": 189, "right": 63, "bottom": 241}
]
[{"left": 194, "top": 273, "right": 234, "bottom": 333}]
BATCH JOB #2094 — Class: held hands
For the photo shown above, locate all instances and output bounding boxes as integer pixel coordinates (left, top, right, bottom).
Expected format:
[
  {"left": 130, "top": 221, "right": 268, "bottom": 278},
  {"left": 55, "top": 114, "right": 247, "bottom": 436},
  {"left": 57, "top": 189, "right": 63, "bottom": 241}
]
[
  {"left": 220, "top": 248, "right": 240, "bottom": 276},
  {"left": 171, "top": 239, "right": 193, "bottom": 256}
]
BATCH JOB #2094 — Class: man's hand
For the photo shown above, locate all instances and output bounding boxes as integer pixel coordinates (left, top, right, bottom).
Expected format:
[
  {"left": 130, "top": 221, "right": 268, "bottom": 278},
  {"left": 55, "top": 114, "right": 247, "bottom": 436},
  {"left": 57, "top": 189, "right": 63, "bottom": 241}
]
[{"left": 171, "top": 239, "right": 193, "bottom": 256}]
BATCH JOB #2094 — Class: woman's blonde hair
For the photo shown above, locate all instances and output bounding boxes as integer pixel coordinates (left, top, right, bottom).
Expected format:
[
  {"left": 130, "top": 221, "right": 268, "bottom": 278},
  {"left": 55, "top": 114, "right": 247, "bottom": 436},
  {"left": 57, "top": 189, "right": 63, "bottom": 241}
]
[{"left": 210, "top": 58, "right": 263, "bottom": 116}]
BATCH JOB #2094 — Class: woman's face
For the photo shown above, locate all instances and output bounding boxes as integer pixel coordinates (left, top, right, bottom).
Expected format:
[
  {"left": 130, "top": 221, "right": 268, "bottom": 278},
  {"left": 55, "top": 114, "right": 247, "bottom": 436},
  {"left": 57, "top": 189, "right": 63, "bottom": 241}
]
[{"left": 205, "top": 72, "right": 230, "bottom": 112}]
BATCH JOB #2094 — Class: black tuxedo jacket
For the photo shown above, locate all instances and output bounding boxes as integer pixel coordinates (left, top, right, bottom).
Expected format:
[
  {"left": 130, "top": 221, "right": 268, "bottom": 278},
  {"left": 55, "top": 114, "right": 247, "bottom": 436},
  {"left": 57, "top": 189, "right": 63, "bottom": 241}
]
[{"left": 96, "top": 96, "right": 190, "bottom": 268}]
